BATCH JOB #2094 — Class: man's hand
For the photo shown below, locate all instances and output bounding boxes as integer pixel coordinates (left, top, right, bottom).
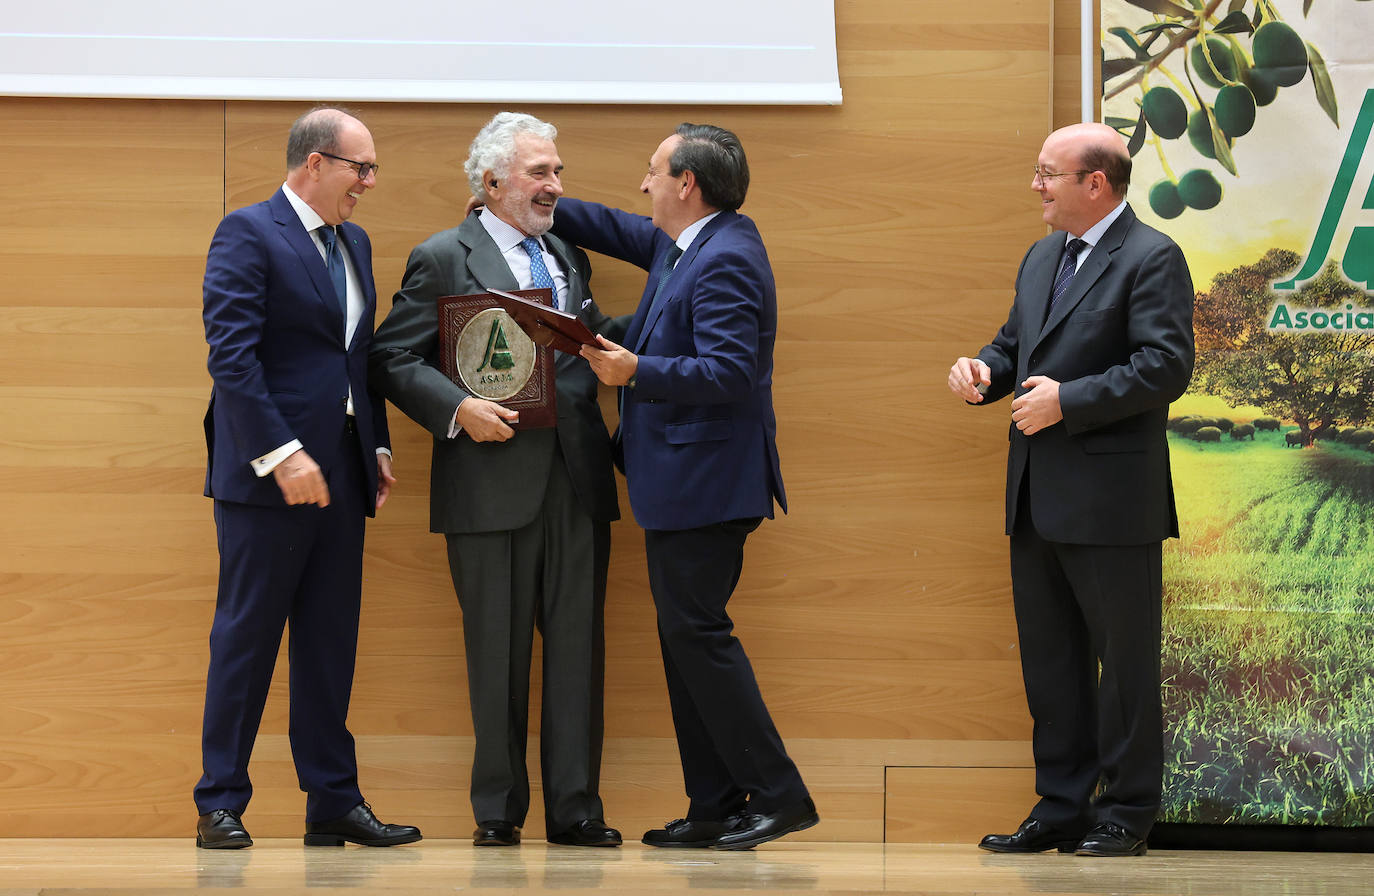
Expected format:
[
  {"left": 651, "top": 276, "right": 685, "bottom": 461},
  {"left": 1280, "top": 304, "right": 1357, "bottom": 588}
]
[
  {"left": 273, "top": 448, "right": 330, "bottom": 506},
  {"left": 375, "top": 452, "right": 396, "bottom": 510},
  {"left": 457, "top": 398, "right": 519, "bottom": 442},
  {"left": 579, "top": 334, "right": 638, "bottom": 386},
  {"left": 463, "top": 196, "right": 484, "bottom": 216},
  {"left": 949, "top": 357, "right": 991, "bottom": 403},
  {"left": 1011, "top": 375, "right": 1063, "bottom": 435}
]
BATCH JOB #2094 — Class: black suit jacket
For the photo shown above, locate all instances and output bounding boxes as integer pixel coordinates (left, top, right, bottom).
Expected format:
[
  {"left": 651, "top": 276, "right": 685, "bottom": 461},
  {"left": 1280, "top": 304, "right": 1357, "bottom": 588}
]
[
  {"left": 369, "top": 212, "right": 625, "bottom": 534},
  {"left": 976, "top": 204, "right": 1195, "bottom": 545}
]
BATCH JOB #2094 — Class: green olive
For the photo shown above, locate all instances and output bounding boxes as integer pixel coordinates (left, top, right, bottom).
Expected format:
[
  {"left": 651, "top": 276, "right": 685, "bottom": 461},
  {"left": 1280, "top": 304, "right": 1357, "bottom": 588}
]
[
  {"left": 1190, "top": 37, "right": 1236, "bottom": 88},
  {"left": 1213, "top": 84, "right": 1257, "bottom": 138},
  {"left": 1178, "top": 169, "right": 1223, "bottom": 210},
  {"left": 1252, "top": 22, "right": 1307, "bottom": 87},
  {"left": 1142, "top": 87, "right": 1189, "bottom": 139},
  {"left": 1148, "top": 179, "right": 1186, "bottom": 219}
]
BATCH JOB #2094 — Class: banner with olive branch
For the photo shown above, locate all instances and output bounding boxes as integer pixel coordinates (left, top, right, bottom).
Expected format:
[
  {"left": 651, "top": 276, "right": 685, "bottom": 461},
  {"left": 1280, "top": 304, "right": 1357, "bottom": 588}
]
[{"left": 1104, "top": 0, "right": 1374, "bottom": 827}]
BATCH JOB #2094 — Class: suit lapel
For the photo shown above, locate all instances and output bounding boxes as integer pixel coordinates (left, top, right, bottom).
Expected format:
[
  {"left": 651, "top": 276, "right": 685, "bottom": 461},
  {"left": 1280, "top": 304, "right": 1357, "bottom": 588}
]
[
  {"left": 633, "top": 211, "right": 734, "bottom": 353},
  {"left": 545, "top": 233, "right": 585, "bottom": 313},
  {"left": 1035, "top": 206, "right": 1136, "bottom": 346},
  {"left": 458, "top": 214, "right": 520, "bottom": 292},
  {"left": 269, "top": 190, "right": 344, "bottom": 328}
]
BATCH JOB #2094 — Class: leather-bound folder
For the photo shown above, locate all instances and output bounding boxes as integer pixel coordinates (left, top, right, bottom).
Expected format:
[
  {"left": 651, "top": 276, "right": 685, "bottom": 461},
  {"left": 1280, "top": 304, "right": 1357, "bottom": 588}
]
[
  {"left": 486, "top": 287, "right": 599, "bottom": 355},
  {"left": 436, "top": 288, "right": 557, "bottom": 429}
]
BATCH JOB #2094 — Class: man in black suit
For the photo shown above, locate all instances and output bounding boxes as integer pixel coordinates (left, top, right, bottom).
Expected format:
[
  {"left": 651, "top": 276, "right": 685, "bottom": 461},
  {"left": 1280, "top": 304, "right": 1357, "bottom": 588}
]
[
  {"left": 369, "top": 112, "right": 625, "bottom": 848},
  {"left": 948, "top": 122, "right": 1194, "bottom": 857},
  {"left": 195, "top": 106, "right": 419, "bottom": 849}
]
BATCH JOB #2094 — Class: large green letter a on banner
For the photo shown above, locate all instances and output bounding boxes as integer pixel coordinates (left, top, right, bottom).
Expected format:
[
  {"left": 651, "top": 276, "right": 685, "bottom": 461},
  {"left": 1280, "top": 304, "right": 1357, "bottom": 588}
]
[{"left": 1275, "top": 88, "right": 1374, "bottom": 291}]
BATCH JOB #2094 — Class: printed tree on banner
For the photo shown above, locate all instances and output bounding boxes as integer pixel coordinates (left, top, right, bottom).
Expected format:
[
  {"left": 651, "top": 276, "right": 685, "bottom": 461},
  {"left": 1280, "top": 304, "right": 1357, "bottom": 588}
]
[
  {"left": 1192, "top": 249, "right": 1374, "bottom": 443},
  {"left": 1103, "top": 0, "right": 1350, "bottom": 218}
]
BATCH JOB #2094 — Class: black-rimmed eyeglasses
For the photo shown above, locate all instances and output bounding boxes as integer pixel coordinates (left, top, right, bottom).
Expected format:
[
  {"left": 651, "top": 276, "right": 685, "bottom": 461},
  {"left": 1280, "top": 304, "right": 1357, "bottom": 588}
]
[{"left": 319, "top": 151, "right": 379, "bottom": 180}]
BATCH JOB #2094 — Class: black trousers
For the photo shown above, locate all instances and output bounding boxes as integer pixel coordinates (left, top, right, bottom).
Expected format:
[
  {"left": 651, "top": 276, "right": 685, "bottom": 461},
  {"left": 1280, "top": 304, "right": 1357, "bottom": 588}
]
[
  {"left": 1009, "top": 507, "right": 1164, "bottom": 837},
  {"left": 645, "top": 518, "right": 809, "bottom": 819}
]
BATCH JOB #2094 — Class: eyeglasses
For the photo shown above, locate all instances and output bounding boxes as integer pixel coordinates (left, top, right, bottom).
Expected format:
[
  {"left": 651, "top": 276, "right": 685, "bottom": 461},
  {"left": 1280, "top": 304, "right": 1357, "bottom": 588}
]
[
  {"left": 1033, "top": 166, "right": 1091, "bottom": 183},
  {"left": 319, "top": 151, "right": 379, "bottom": 181}
]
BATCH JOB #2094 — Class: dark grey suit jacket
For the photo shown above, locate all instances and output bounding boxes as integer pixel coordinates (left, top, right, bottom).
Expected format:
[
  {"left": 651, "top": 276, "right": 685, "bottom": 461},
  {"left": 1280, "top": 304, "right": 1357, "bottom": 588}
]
[
  {"left": 369, "top": 211, "right": 625, "bottom": 534},
  {"left": 976, "top": 204, "right": 1195, "bottom": 545}
]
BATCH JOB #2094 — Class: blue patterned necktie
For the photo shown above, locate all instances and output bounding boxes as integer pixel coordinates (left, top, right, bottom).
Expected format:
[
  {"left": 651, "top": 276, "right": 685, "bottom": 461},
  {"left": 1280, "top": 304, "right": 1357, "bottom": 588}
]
[
  {"left": 1048, "top": 237, "right": 1088, "bottom": 314},
  {"left": 317, "top": 225, "right": 347, "bottom": 312},
  {"left": 645, "top": 245, "right": 684, "bottom": 323},
  {"left": 520, "top": 236, "right": 557, "bottom": 307}
]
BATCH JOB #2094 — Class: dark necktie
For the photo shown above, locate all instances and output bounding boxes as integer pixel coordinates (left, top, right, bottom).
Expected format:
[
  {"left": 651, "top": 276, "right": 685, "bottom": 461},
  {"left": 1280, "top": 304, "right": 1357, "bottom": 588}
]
[
  {"left": 1048, "top": 237, "right": 1088, "bottom": 313},
  {"left": 645, "top": 245, "right": 684, "bottom": 323},
  {"left": 317, "top": 225, "right": 347, "bottom": 312},
  {"left": 520, "top": 236, "right": 557, "bottom": 308}
]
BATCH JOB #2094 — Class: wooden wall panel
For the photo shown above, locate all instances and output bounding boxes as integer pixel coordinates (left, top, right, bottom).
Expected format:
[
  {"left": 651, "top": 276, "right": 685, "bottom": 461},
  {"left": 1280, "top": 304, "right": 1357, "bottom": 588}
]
[{"left": 0, "top": 0, "right": 1064, "bottom": 840}]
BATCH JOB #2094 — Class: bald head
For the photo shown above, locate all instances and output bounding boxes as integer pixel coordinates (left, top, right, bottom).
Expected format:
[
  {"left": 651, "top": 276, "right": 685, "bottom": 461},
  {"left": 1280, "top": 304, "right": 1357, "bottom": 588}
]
[{"left": 1044, "top": 123, "right": 1132, "bottom": 197}]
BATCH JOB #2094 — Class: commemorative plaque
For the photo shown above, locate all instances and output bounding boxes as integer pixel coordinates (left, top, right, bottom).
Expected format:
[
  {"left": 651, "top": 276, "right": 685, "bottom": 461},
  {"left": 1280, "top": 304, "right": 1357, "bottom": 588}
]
[{"left": 437, "top": 288, "right": 556, "bottom": 429}]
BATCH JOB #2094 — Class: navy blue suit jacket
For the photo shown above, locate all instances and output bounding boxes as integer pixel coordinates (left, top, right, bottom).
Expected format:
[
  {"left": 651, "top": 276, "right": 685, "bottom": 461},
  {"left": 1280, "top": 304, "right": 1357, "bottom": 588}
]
[
  {"left": 202, "top": 188, "right": 389, "bottom": 513},
  {"left": 553, "top": 198, "right": 785, "bottom": 531}
]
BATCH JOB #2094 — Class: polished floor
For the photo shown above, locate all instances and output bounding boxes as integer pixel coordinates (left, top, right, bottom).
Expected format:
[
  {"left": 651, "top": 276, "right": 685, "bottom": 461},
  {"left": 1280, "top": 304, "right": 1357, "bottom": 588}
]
[{"left": 0, "top": 840, "right": 1366, "bottom": 895}]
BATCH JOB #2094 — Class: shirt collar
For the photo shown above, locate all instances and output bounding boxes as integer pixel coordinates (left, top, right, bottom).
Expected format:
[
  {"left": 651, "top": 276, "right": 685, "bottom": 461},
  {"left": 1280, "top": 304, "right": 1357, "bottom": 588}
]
[
  {"left": 282, "top": 182, "right": 328, "bottom": 234},
  {"left": 477, "top": 208, "right": 538, "bottom": 253},
  {"left": 675, "top": 210, "right": 722, "bottom": 252},
  {"left": 1074, "top": 198, "right": 1127, "bottom": 249}
]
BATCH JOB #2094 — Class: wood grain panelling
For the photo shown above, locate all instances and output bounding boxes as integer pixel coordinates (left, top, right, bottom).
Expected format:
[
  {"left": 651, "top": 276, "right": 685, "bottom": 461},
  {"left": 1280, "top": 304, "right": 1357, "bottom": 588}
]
[
  {"left": 886, "top": 765, "right": 1038, "bottom": 842},
  {"left": 0, "top": 0, "right": 1061, "bottom": 839}
]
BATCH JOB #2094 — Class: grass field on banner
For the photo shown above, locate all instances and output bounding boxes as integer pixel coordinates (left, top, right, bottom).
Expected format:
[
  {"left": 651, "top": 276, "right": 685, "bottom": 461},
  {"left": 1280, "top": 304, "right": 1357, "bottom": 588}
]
[{"left": 1161, "top": 395, "right": 1374, "bottom": 825}]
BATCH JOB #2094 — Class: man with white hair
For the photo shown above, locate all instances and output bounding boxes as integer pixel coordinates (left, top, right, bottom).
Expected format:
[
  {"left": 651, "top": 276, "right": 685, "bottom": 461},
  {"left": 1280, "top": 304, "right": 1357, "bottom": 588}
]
[{"left": 370, "top": 112, "right": 626, "bottom": 848}]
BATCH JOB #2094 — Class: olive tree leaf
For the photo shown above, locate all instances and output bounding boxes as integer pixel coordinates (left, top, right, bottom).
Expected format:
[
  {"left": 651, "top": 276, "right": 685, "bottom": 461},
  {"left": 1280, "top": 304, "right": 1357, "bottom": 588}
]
[
  {"left": 1207, "top": 107, "right": 1238, "bottom": 176},
  {"left": 1227, "top": 0, "right": 1246, "bottom": 11},
  {"left": 1103, "top": 58, "right": 1140, "bottom": 80},
  {"left": 1104, "top": 25, "right": 1148, "bottom": 60},
  {"left": 1212, "top": 11, "right": 1253, "bottom": 34},
  {"left": 1125, "top": 0, "right": 1194, "bottom": 16},
  {"left": 1303, "top": 0, "right": 1314, "bottom": 14},
  {"left": 1105, "top": 116, "right": 1140, "bottom": 129},
  {"left": 1307, "top": 41, "right": 1339, "bottom": 126},
  {"left": 1127, "top": 105, "right": 1147, "bottom": 158}
]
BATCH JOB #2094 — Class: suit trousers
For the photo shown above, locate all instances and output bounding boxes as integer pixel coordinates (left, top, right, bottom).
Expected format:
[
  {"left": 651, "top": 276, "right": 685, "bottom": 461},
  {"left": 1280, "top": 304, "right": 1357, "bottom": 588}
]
[
  {"left": 644, "top": 519, "right": 809, "bottom": 819},
  {"left": 1009, "top": 504, "right": 1164, "bottom": 837},
  {"left": 196, "top": 422, "right": 368, "bottom": 822},
  {"left": 444, "top": 449, "right": 609, "bottom": 831}
]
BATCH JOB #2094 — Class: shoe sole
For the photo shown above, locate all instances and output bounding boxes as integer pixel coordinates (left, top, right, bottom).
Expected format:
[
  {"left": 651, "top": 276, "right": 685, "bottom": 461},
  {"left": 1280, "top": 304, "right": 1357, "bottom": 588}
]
[
  {"left": 978, "top": 842, "right": 1078, "bottom": 854},
  {"left": 303, "top": 832, "right": 423, "bottom": 847},
  {"left": 196, "top": 835, "right": 252, "bottom": 849},
  {"left": 710, "top": 813, "right": 819, "bottom": 851},
  {"left": 1075, "top": 846, "right": 1147, "bottom": 857}
]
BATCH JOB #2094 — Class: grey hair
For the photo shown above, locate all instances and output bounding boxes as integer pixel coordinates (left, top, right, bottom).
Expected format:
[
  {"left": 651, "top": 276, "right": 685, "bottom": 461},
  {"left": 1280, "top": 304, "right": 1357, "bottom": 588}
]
[{"left": 464, "top": 112, "right": 558, "bottom": 199}]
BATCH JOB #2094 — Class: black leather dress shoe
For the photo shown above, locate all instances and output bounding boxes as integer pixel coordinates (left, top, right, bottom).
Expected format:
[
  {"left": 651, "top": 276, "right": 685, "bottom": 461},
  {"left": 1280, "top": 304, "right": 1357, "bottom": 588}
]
[
  {"left": 473, "top": 819, "right": 520, "bottom": 846},
  {"left": 197, "top": 808, "right": 252, "bottom": 849},
  {"left": 303, "top": 802, "right": 422, "bottom": 847},
  {"left": 712, "top": 798, "right": 819, "bottom": 850},
  {"left": 979, "top": 818, "right": 1082, "bottom": 853},
  {"left": 1075, "top": 822, "right": 1147, "bottom": 857},
  {"left": 643, "top": 817, "right": 737, "bottom": 848},
  {"left": 547, "top": 818, "right": 622, "bottom": 847}
]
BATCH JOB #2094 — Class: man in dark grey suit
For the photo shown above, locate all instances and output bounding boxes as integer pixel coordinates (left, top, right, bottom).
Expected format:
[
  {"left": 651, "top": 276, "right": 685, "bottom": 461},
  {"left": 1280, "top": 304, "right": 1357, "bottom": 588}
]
[
  {"left": 948, "top": 123, "right": 1194, "bottom": 857},
  {"left": 369, "top": 112, "right": 625, "bottom": 848}
]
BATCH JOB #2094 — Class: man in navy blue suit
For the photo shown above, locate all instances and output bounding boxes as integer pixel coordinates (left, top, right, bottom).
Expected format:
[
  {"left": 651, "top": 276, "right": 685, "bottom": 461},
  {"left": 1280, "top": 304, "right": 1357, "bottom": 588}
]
[
  {"left": 553, "top": 123, "right": 817, "bottom": 850},
  {"left": 194, "top": 107, "right": 419, "bottom": 850}
]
